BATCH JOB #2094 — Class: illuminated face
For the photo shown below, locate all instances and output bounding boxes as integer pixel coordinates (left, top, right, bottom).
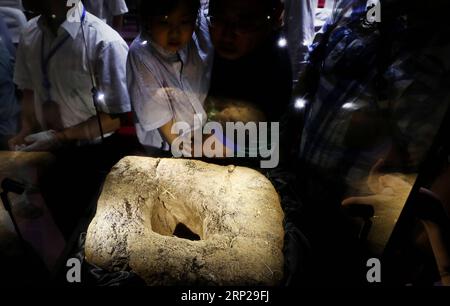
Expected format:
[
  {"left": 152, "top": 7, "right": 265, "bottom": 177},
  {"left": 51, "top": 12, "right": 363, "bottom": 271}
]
[
  {"left": 148, "top": 2, "right": 197, "bottom": 53},
  {"left": 209, "top": 0, "right": 273, "bottom": 60}
]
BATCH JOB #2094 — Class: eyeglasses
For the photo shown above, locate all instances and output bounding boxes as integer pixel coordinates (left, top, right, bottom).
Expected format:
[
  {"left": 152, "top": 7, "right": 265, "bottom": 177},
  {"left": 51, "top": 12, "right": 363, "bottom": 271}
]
[{"left": 205, "top": 13, "right": 273, "bottom": 35}]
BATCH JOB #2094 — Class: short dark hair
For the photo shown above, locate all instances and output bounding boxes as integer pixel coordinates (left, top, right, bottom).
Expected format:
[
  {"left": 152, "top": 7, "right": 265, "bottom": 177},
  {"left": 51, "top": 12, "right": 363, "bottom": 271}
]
[{"left": 138, "top": 0, "right": 201, "bottom": 30}]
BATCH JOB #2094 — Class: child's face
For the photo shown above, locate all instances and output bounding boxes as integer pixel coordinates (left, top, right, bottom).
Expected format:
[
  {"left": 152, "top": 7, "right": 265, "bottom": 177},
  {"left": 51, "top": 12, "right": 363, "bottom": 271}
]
[{"left": 148, "top": 2, "right": 197, "bottom": 53}]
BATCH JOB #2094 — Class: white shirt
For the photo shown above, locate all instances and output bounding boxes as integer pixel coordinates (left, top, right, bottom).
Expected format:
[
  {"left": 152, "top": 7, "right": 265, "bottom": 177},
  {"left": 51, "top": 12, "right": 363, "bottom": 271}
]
[
  {"left": 284, "top": 0, "right": 316, "bottom": 82},
  {"left": 0, "top": 0, "right": 23, "bottom": 11},
  {"left": 127, "top": 11, "right": 213, "bottom": 150},
  {"left": 14, "top": 5, "right": 131, "bottom": 129},
  {"left": 82, "top": 0, "right": 128, "bottom": 26},
  {"left": 314, "top": 0, "right": 336, "bottom": 31},
  {"left": 0, "top": 6, "right": 27, "bottom": 43},
  {"left": 0, "top": 37, "right": 19, "bottom": 136}
]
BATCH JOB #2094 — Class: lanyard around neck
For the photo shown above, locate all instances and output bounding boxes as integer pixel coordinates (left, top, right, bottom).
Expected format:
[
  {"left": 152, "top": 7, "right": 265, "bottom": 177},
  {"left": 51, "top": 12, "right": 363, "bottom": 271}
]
[{"left": 41, "top": 8, "right": 86, "bottom": 101}]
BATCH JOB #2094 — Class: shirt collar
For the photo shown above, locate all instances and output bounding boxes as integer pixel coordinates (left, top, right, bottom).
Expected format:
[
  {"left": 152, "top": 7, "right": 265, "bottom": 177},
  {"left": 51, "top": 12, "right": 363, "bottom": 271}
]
[{"left": 61, "top": 15, "right": 86, "bottom": 39}]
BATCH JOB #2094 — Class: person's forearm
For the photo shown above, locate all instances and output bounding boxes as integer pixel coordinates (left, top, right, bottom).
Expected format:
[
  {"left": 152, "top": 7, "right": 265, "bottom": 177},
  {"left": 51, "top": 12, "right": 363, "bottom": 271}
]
[
  {"left": 8, "top": 90, "right": 41, "bottom": 149},
  {"left": 159, "top": 120, "right": 233, "bottom": 157},
  {"left": 55, "top": 112, "right": 121, "bottom": 143},
  {"left": 20, "top": 90, "right": 40, "bottom": 134},
  {"left": 431, "top": 166, "right": 450, "bottom": 216},
  {"left": 158, "top": 120, "right": 179, "bottom": 145},
  {"left": 421, "top": 220, "right": 450, "bottom": 286}
]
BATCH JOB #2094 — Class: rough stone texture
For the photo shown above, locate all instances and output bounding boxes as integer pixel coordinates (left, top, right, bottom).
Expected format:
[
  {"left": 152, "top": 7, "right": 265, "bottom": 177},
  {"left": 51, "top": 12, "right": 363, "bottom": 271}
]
[{"left": 85, "top": 156, "right": 284, "bottom": 286}]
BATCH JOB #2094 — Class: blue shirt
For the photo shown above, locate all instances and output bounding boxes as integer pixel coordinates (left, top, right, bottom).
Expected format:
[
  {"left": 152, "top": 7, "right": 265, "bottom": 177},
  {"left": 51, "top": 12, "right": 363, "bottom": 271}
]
[
  {"left": 0, "top": 15, "right": 14, "bottom": 55},
  {"left": 0, "top": 37, "right": 19, "bottom": 136},
  {"left": 298, "top": 0, "right": 450, "bottom": 204}
]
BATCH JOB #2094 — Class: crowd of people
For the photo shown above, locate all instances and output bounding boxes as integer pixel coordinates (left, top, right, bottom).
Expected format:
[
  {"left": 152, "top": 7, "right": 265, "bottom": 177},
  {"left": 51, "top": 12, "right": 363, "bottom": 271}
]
[{"left": 0, "top": 0, "right": 449, "bottom": 286}]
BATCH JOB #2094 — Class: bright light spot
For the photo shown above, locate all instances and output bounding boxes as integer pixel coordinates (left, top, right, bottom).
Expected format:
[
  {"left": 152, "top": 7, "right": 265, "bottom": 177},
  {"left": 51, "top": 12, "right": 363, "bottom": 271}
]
[
  {"left": 267, "top": 15, "right": 271, "bottom": 20},
  {"left": 278, "top": 37, "right": 288, "bottom": 48},
  {"left": 295, "top": 98, "right": 306, "bottom": 110},
  {"left": 96, "top": 92, "right": 105, "bottom": 103},
  {"left": 141, "top": 40, "right": 148, "bottom": 46},
  {"left": 342, "top": 102, "right": 357, "bottom": 110},
  {"left": 302, "top": 37, "right": 313, "bottom": 48}
]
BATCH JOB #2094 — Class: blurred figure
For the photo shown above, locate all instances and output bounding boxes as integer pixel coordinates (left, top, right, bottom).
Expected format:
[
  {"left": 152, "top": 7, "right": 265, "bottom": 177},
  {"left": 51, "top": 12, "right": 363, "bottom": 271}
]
[
  {"left": 0, "top": 15, "right": 15, "bottom": 54},
  {"left": 10, "top": 0, "right": 130, "bottom": 152},
  {"left": 0, "top": 27, "right": 19, "bottom": 150},
  {"left": 291, "top": 0, "right": 450, "bottom": 285},
  {"left": 284, "top": 0, "right": 338, "bottom": 83},
  {"left": 207, "top": 0, "right": 292, "bottom": 123},
  {"left": 0, "top": 0, "right": 23, "bottom": 10},
  {"left": 0, "top": 0, "right": 27, "bottom": 45},
  {"left": 297, "top": 0, "right": 450, "bottom": 208},
  {"left": 284, "top": 0, "right": 315, "bottom": 83},
  {"left": 313, "top": 0, "right": 336, "bottom": 32},
  {"left": 82, "top": 0, "right": 128, "bottom": 31},
  {"left": 206, "top": 0, "right": 306, "bottom": 287}
]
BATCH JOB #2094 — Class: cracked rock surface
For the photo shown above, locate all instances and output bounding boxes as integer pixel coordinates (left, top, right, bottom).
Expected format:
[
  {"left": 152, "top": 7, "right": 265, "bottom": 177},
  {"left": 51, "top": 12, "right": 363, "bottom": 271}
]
[{"left": 85, "top": 157, "right": 284, "bottom": 285}]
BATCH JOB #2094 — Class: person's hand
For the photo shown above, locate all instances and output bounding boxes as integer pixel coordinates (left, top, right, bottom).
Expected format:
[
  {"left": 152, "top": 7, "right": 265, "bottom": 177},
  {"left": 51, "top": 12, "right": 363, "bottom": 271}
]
[
  {"left": 429, "top": 166, "right": 450, "bottom": 219},
  {"left": 19, "top": 130, "right": 61, "bottom": 152},
  {"left": 198, "top": 133, "right": 235, "bottom": 158},
  {"left": 366, "top": 159, "right": 386, "bottom": 194},
  {"left": 8, "top": 132, "right": 29, "bottom": 151},
  {"left": 342, "top": 174, "right": 414, "bottom": 211}
]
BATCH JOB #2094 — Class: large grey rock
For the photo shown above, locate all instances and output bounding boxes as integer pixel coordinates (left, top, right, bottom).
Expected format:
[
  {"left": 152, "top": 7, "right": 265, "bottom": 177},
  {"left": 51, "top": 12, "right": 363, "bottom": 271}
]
[{"left": 85, "top": 157, "right": 284, "bottom": 286}]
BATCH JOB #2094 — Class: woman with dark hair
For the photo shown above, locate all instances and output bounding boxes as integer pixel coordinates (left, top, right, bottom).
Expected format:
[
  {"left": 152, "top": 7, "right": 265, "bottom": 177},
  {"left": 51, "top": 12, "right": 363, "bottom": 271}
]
[{"left": 207, "top": 0, "right": 292, "bottom": 123}]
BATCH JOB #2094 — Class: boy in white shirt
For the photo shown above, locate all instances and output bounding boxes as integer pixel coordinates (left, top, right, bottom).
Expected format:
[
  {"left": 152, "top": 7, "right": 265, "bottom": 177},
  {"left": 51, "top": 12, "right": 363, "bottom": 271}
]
[{"left": 127, "top": 0, "right": 212, "bottom": 155}]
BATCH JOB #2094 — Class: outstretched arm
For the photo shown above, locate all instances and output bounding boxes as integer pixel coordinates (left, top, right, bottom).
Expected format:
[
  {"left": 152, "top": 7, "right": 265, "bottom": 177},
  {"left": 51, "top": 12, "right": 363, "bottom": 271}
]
[{"left": 8, "top": 89, "right": 40, "bottom": 150}]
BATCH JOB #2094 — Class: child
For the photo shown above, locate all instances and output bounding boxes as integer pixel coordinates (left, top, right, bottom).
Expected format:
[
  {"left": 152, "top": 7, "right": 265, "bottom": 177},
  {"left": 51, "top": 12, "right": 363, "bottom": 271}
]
[{"left": 127, "top": 0, "right": 212, "bottom": 156}]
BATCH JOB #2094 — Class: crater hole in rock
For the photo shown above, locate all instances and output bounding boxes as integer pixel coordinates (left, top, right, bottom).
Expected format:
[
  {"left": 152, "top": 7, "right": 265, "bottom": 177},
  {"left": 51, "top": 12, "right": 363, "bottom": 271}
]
[
  {"left": 173, "top": 223, "right": 201, "bottom": 241},
  {"left": 151, "top": 197, "right": 204, "bottom": 241}
]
